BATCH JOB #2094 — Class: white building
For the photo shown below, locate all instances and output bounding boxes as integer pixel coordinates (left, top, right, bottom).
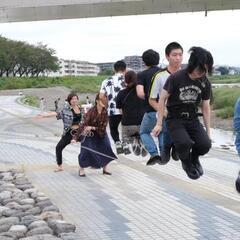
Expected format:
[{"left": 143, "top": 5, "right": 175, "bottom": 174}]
[
  {"left": 124, "top": 56, "right": 145, "bottom": 72},
  {"left": 49, "top": 59, "right": 100, "bottom": 77}
]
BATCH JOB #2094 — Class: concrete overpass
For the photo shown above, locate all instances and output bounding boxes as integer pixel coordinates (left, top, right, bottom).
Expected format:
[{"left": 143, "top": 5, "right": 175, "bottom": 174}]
[{"left": 0, "top": 0, "right": 240, "bottom": 23}]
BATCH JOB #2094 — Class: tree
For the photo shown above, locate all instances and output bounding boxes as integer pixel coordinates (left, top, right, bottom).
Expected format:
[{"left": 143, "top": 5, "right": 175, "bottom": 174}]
[{"left": 217, "top": 66, "right": 229, "bottom": 75}]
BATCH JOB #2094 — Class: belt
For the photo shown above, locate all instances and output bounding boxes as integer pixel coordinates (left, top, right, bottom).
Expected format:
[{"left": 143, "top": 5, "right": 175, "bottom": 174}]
[{"left": 167, "top": 111, "right": 198, "bottom": 119}]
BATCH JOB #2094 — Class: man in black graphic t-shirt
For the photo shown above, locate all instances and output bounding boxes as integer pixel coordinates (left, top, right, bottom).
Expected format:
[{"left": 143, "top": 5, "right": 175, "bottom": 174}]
[{"left": 153, "top": 47, "right": 214, "bottom": 180}]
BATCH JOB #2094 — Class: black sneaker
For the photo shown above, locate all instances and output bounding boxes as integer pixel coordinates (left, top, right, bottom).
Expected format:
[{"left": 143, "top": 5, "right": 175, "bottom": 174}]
[
  {"left": 115, "top": 141, "right": 124, "bottom": 154},
  {"left": 160, "top": 146, "right": 171, "bottom": 165},
  {"left": 141, "top": 146, "right": 148, "bottom": 157},
  {"left": 171, "top": 145, "right": 179, "bottom": 161},
  {"left": 146, "top": 155, "right": 161, "bottom": 166},
  {"left": 133, "top": 144, "right": 141, "bottom": 156},
  {"left": 181, "top": 161, "right": 200, "bottom": 180},
  {"left": 192, "top": 155, "right": 204, "bottom": 176},
  {"left": 123, "top": 145, "right": 131, "bottom": 155},
  {"left": 235, "top": 171, "right": 240, "bottom": 193}
]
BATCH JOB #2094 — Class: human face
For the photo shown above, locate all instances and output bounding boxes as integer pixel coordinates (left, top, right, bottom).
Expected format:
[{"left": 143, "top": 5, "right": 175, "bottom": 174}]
[
  {"left": 190, "top": 66, "right": 208, "bottom": 80},
  {"left": 69, "top": 96, "right": 78, "bottom": 106},
  {"left": 166, "top": 49, "right": 183, "bottom": 69}
]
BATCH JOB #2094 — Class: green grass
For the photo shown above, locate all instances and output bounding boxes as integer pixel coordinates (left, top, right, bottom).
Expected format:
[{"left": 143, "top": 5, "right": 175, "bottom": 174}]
[
  {"left": 210, "top": 74, "right": 240, "bottom": 84},
  {"left": 0, "top": 76, "right": 107, "bottom": 93},
  {"left": 21, "top": 95, "right": 39, "bottom": 108},
  {"left": 212, "top": 87, "right": 240, "bottom": 118},
  {"left": 1, "top": 76, "right": 240, "bottom": 119}
]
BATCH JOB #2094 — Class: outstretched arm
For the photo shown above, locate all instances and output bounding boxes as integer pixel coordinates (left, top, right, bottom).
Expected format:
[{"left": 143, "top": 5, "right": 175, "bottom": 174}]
[{"left": 35, "top": 111, "right": 57, "bottom": 119}]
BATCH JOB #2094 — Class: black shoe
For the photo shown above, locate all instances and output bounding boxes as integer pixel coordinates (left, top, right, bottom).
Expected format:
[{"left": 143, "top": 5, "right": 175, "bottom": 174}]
[
  {"left": 103, "top": 170, "right": 112, "bottom": 175},
  {"left": 115, "top": 141, "right": 124, "bottom": 154},
  {"left": 181, "top": 161, "right": 200, "bottom": 180},
  {"left": 146, "top": 155, "right": 161, "bottom": 166},
  {"left": 133, "top": 144, "right": 141, "bottom": 156},
  {"left": 161, "top": 146, "right": 171, "bottom": 165},
  {"left": 123, "top": 145, "right": 131, "bottom": 155},
  {"left": 235, "top": 172, "right": 240, "bottom": 193},
  {"left": 192, "top": 157, "right": 204, "bottom": 176},
  {"left": 141, "top": 146, "right": 148, "bottom": 157},
  {"left": 171, "top": 145, "right": 179, "bottom": 161}
]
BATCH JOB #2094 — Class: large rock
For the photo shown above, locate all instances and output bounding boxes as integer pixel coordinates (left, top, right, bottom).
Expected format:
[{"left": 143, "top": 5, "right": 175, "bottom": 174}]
[
  {"left": 40, "top": 211, "right": 63, "bottom": 221},
  {"left": 2, "top": 208, "right": 23, "bottom": 217},
  {"left": 0, "top": 217, "right": 19, "bottom": 226},
  {"left": 0, "top": 191, "right": 12, "bottom": 201},
  {"left": 19, "top": 234, "right": 60, "bottom": 240},
  {"left": 28, "top": 220, "right": 48, "bottom": 230},
  {"left": 19, "top": 204, "right": 34, "bottom": 211},
  {"left": 35, "top": 197, "right": 49, "bottom": 203},
  {"left": 35, "top": 200, "right": 52, "bottom": 210},
  {"left": 0, "top": 224, "right": 12, "bottom": 233},
  {"left": 0, "top": 206, "right": 10, "bottom": 215},
  {"left": 9, "top": 225, "right": 28, "bottom": 238},
  {"left": 12, "top": 192, "right": 29, "bottom": 201},
  {"left": 15, "top": 184, "right": 33, "bottom": 191},
  {"left": 60, "top": 232, "right": 82, "bottom": 240},
  {"left": 19, "top": 198, "right": 35, "bottom": 205},
  {"left": 5, "top": 201, "right": 22, "bottom": 210},
  {"left": 26, "top": 226, "right": 53, "bottom": 236},
  {"left": 25, "top": 207, "right": 41, "bottom": 216},
  {"left": 24, "top": 188, "right": 38, "bottom": 195},
  {"left": 48, "top": 220, "right": 76, "bottom": 236},
  {"left": 42, "top": 205, "right": 59, "bottom": 213},
  {"left": 20, "top": 215, "right": 38, "bottom": 226}
]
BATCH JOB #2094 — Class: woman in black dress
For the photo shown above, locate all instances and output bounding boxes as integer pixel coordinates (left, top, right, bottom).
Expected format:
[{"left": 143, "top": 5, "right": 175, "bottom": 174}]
[{"left": 73, "top": 93, "right": 117, "bottom": 177}]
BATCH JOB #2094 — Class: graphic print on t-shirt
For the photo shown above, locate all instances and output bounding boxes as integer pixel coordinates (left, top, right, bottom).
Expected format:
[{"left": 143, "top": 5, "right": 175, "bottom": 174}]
[{"left": 179, "top": 85, "right": 202, "bottom": 104}]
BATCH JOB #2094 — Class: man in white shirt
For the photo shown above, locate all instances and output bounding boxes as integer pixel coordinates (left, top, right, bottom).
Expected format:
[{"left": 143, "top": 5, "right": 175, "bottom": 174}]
[{"left": 100, "top": 60, "right": 126, "bottom": 154}]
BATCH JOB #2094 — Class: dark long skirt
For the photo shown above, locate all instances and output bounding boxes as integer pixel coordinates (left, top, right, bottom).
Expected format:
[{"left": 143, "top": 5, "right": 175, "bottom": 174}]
[{"left": 78, "top": 132, "right": 117, "bottom": 168}]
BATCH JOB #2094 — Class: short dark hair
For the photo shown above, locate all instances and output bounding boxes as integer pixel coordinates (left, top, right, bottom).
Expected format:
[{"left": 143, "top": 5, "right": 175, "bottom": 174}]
[
  {"left": 114, "top": 60, "right": 126, "bottom": 72},
  {"left": 67, "top": 92, "right": 78, "bottom": 104},
  {"left": 187, "top": 46, "right": 214, "bottom": 75},
  {"left": 142, "top": 49, "right": 159, "bottom": 66},
  {"left": 165, "top": 42, "right": 183, "bottom": 56},
  {"left": 124, "top": 70, "right": 137, "bottom": 88}
]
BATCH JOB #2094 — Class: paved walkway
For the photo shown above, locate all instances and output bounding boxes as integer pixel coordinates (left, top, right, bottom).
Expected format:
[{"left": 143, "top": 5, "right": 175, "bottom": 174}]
[{"left": 0, "top": 96, "right": 240, "bottom": 240}]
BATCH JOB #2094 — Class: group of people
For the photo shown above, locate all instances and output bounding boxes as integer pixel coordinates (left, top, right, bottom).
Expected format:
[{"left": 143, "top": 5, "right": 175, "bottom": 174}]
[{"left": 38, "top": 42, "right": 240, "bottom": 192}]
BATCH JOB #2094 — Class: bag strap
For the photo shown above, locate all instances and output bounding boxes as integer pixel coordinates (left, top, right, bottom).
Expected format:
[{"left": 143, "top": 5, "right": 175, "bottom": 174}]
[{"left": 121, "top": 88, "right": 135, "bottom": 107}]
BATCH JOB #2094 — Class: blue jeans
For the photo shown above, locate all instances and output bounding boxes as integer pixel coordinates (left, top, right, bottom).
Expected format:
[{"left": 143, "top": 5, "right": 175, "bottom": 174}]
[
  {"left": 140, "top": 112, "right": 163, "bottom": 157},
  {"left": 234, "top": 97, "right": 240, "bottom": 155}
]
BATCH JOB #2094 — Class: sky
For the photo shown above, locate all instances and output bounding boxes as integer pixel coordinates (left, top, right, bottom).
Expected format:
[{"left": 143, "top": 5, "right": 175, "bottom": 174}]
[{"left": 0, "top": 10, "right": 240, "bottom": 66}]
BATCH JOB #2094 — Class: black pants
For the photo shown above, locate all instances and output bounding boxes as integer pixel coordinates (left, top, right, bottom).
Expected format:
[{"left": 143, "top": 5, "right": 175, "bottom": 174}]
[
  {"left": 166, "top": 118, "right": 211, "bottom": 164},
  {"left": 109, "top": 115, "right": 122, "bottom": 143},
  {"left": 56, "top": 131, "right": 72, "bottom": 166}
]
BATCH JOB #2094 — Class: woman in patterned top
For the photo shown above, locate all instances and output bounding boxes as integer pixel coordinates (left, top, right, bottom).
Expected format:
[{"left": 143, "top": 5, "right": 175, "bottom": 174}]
[
  {"left": 37, "top": 92, "right": 82, "bottom": 172},
  {"left": 72, "top": 93, "right": 117, "bottom": 177}
]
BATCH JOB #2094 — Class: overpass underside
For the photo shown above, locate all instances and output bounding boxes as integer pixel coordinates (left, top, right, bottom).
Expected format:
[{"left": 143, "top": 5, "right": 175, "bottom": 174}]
[{"left": 0, "top": 0, "right": 240, "bottom": 23}]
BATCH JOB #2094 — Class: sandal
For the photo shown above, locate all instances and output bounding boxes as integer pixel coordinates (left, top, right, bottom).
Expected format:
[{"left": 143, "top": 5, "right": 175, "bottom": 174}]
[{"left": 54, "top": 168, "right": 63, "bottom": 172}]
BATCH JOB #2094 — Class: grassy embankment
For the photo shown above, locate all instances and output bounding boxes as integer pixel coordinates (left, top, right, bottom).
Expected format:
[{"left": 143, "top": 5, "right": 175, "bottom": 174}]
[
  {"left": 0, "top": 75, "right": 240, "bottom": 118},
  {"left": 0, "top": 76, "right": 106, "bottom": 92}
]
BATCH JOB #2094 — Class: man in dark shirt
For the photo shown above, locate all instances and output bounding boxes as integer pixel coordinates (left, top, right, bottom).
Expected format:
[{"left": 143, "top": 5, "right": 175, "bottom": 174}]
[
  {"left": 153, "top": 47, "right": 213, "bottom": 180},
  {"left": 136, "top": 49, "right": 162, "bottom": 165}
]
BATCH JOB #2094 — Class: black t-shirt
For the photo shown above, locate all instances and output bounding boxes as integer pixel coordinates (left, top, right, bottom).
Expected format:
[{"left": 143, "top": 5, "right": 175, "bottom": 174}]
[
  {"left": 137, "top": 66, "right": 160, "bottom": 112},
  {"left": 116, "top": 87, "right": 146, "bottom": 125},
  {"left": 72, "top": 110, "right": 81, "bottom": 125},
  {"left": 164, "top": 69, "right": 211, "bottom": 111}
]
